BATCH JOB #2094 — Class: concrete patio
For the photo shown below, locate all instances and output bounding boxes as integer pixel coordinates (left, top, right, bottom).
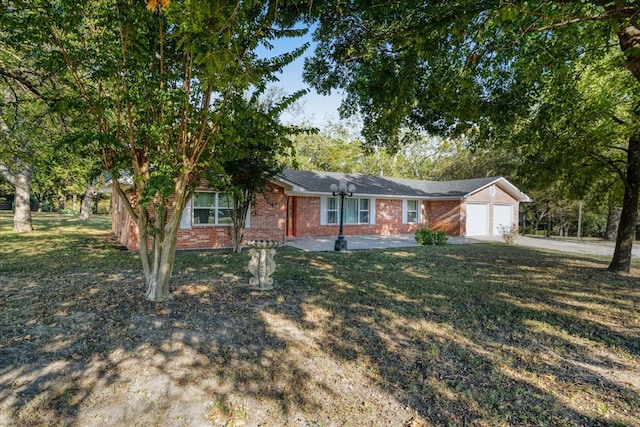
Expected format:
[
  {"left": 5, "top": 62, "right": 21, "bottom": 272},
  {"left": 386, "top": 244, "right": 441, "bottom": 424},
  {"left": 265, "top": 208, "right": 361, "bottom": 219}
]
[
  {"left": 285, "top": 233, "right": 640, "bottom": 258},
  {"left": 285, "top": 234, "right": 477, "bottom": 252}
]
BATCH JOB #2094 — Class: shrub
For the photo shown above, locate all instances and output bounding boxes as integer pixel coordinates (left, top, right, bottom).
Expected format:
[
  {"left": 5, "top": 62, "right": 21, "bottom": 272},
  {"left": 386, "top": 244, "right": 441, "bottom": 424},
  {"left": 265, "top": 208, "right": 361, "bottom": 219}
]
[
  {"left": 415, "top": 228, "right": 448, "bottom": 245},
  {"left": 498, "top": 223, "right": 519, "bottom": 244}
]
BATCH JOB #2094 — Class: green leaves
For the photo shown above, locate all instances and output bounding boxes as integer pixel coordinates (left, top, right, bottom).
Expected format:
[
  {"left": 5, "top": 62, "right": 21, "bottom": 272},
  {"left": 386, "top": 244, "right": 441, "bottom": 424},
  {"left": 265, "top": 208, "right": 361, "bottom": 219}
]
[
  {"left": 306, "top": 1, "right": 634, "bottom": 148},
  {"left": 2, "top": 0, "right": 316, "bottom": 289}
]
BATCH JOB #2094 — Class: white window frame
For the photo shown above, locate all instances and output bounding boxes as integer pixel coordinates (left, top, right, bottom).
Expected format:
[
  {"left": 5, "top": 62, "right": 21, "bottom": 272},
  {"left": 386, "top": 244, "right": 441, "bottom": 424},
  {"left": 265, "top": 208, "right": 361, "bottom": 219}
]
[
  {"left": 326, "top": 197, "right": 339, "bottom": 226},
  {"left": 403, "top": 199, "right": 421, "bottom": 224},
  {"left": 192, "top": 191, "right": 234, "bottom": 226},
  {"left": 323, "top": 197, "right": 372, "bottom": 225}
]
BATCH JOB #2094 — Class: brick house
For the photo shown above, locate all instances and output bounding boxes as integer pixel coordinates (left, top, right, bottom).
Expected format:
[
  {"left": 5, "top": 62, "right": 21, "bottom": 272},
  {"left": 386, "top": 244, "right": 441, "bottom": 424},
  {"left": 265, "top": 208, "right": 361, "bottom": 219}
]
[{"left": 111, "top": 169, "right": 530, "bottom": 250}]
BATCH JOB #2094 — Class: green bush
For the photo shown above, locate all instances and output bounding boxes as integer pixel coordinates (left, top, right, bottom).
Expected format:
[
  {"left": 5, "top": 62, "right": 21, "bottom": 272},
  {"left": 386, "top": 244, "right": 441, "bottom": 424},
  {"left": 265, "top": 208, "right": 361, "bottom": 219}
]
[{"left": 415, "top": 228, "right": 448, "bottom": 245}]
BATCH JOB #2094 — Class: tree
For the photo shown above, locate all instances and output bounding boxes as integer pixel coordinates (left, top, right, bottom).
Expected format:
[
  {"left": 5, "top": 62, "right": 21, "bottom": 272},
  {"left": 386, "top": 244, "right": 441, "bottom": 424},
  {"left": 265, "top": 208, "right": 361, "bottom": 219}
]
[
  {"left": 1, "top": 0, "right": 311, "bottom": 301},
  {"left": 0, "top": 158, "right": 33, "bottom": 232},
  {"left": 214, "top": 86, "right": 306, "bottom": 253},
  {"left": 306, "top": 1, "right": 640, "bottom": 273},
  {"left": 2, "top": 27, "right": 98, "bottom": 226},
  {"left": 288, "top": 130, "right": 363, "bottom": 173},
  {"left": 0, "top": 85, "right": 51, "bottom": 232}
]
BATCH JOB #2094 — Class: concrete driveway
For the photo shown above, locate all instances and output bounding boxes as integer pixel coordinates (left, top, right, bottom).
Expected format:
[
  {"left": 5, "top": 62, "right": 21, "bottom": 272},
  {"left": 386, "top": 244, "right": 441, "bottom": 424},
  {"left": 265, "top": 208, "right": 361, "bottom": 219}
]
[
  {"left": 285, "top": 233, "right": 640, "bottom": 258},
  {"left": 502, "top": 235, "right": 640, "bottom": 258}
]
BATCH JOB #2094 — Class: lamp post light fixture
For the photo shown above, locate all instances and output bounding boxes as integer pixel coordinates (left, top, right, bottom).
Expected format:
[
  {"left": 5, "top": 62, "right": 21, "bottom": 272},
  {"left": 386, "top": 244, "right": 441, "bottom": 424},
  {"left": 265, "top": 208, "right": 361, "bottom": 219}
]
[{"left": 330, "top": 178, "right": 356, "bottom": 251}]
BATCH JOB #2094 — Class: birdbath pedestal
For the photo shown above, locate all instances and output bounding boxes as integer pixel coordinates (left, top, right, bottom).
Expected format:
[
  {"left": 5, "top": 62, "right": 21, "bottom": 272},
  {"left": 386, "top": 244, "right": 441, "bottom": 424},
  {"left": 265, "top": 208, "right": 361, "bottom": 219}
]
[{"left": 246, "top": 240, "right": 282, "bottom": 290}]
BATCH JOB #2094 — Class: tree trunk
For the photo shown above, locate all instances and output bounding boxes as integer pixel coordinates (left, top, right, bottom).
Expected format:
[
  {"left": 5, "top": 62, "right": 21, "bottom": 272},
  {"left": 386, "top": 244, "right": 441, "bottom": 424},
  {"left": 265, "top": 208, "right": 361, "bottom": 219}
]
[
  {"left": 559, "top": 210, "right": 564, "bottom": 237},
  {"left": 140, "top": 177, "right": 191, "bottom": 302},
  {"left": 13, "top": 161, "right": 33, "bottom": 232},
  {"left": 545, "top": 202, "right": 552, "bottom": 238},
  {"left": 231, "top": 190, "right": 252, "bottom": 254},
  {"left": 605, "top": 207, "right": 621, "bottom": 240},
  {"left": 608, "top": 26, "right": 640, "bottom": 273},
  {"left": 80, "top": 182, "right": 97, "bottom": 220},
  {"left": 608, "top": 134, "right": 640, "bottom": 273},
  {"left": 92, "top": 193, "right": 100, "bottom": 214},
  {"left": 0, "top": 159, "right": 34, "bottom": 233}
]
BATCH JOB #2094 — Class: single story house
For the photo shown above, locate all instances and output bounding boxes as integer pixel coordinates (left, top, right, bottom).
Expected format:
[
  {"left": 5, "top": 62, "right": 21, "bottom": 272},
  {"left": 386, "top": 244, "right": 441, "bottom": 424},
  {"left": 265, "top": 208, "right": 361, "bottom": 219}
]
[{"left": 111, "top": 169, "right": 531, "bottom": 251}]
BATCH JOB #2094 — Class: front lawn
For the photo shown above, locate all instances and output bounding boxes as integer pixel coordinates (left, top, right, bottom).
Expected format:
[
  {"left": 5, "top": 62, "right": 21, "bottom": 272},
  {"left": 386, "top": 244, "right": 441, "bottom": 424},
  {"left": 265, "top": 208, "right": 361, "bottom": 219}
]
[{"left": 1, "top": 213, "right": 639, "bottom": 426}]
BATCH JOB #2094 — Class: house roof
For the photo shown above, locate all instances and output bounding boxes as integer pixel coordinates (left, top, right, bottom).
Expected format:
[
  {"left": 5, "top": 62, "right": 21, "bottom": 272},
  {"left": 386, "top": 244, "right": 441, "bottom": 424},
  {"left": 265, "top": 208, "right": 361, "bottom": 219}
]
[{"left": 275, "top": 169, "right": 531, "bottom": 202}]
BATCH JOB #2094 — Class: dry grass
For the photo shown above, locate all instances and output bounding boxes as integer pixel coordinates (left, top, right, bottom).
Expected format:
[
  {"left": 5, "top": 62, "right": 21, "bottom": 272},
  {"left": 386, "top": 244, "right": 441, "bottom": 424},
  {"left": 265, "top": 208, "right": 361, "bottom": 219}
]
[{"left": 1, "top": 212, "right": 639, "bottom": 426}]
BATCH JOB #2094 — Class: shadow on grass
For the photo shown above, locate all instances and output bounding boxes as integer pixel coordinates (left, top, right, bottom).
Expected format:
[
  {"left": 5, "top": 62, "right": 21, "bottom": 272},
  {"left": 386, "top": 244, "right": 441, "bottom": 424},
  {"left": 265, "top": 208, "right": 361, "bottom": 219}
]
[
  {"left": 1, "top": 214, "right": 639, "bottom": 425},
  {"left": 272, "top": 245, "right": 640, "bottom": 425}
]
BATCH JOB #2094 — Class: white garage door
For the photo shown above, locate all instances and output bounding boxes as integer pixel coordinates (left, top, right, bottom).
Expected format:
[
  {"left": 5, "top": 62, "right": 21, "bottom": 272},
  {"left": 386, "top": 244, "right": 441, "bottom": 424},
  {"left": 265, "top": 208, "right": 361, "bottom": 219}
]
[
  {"left": 466, "top": 203, "right": 489, "bottom": 236},
  {"left": 493, "top": 204, "right": 514, "bottom": 235}
]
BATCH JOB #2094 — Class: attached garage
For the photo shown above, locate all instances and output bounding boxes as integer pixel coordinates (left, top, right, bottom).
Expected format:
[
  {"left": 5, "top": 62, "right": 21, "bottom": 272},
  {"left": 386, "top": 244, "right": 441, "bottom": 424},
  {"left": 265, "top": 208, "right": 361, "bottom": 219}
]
[
  {"left": 459, "top": 177, "right": 530, "bottom": 237},
  {"left": 466, "top": 203, "right": 490, "bottom": 236}
]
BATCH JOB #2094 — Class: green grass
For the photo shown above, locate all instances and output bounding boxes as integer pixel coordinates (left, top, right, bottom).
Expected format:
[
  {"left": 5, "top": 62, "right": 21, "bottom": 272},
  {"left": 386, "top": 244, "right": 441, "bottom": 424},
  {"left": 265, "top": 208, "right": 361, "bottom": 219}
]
[{"left": 1, "top": 212, "right": 639, "bottom": 426}]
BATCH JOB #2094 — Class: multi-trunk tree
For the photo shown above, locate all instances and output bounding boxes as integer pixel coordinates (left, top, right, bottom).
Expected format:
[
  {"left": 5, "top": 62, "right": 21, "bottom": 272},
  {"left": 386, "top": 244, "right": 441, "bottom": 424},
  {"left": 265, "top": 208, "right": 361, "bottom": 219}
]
[
  {"left": 306, "top": 1, "right": 640, "bottom": 273},
  {"left": 1, "top": 0, "right": 311, "bottom": 301}
]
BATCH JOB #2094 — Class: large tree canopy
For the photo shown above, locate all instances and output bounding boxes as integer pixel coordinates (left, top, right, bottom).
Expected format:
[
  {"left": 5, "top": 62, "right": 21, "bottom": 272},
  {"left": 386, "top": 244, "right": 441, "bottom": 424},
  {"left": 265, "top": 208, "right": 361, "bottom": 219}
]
[
  {"left": 1, "top": 0, "right": 312, "bottom": 301},
  {"left": 306, "top": 1, "right": 640, "bottom": 273}
]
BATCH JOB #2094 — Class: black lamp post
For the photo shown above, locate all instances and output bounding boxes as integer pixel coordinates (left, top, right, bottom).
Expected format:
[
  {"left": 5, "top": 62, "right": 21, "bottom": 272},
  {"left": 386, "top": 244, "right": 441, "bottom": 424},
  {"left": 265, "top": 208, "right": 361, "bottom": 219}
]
[{"left": 330, "top": 178, "right": 356, "bottom": 251}]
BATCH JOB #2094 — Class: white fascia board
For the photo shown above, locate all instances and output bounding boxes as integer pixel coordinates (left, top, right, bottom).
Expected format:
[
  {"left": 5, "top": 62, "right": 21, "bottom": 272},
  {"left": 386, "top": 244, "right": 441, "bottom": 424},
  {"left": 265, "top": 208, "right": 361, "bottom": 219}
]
[
  {"left": 470, "top": 178, "right": 532, "bottom": 203},
  {"left": 270, "top": 177, "right": 306, "bottom": 193}
]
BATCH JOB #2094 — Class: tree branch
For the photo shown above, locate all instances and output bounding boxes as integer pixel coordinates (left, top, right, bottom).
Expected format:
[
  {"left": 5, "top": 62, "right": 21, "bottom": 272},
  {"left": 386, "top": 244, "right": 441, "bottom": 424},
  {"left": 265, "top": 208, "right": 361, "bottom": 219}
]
[
  {"left": 533, "top": 7, "right": 637, "bottom": 32},
  {"left": 612, "top": 115, "right": 628, "bottom": 125},
  {"left": 0, "top": 68, "right": 43, "bottom": 98},
  {"left": 0, "top": 161, "right": 16, "bottom": 185}
]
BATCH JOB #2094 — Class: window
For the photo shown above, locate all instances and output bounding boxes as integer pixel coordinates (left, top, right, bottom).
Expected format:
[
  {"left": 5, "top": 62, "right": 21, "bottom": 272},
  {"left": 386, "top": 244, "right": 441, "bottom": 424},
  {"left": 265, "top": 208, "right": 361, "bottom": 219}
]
[
  {"left": 327, "top": 197, "right": 339, "bottom": 225},
  {"left": 327, "top": 197, "right": 370, "bottom": 225},
  {"left": 403, "top": 199, "right": 421, "bottom": 224},
  {"left": 192, "top": 192, "right": 234, "bottom": 226},
  {"left": 406, "top": 200, "right": 418, "bottom": 223}
]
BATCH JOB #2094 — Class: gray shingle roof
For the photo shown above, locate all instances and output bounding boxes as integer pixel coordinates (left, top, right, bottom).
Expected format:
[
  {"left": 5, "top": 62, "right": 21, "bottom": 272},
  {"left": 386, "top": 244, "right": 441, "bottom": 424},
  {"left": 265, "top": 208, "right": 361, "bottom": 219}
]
[{"left": 278, "top": 169, "right": 528, "bottom": 200}]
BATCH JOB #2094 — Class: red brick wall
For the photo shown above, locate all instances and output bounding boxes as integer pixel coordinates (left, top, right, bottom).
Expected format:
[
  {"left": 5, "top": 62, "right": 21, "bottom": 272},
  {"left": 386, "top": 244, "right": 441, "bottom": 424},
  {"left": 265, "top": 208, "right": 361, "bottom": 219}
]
[
  {"left": 291, "top": 196, "right": 322, "bottom": 237},
  {"left": 111, "top": 190, "right": 139, "bottom": 250},
  {"left": 291, "top": 197, "right": 429, "bottom": 238},
  {"left": 111, "top": 181, "right": 520, "bottom": 248},
  {"left": 425, "top": 200, "right": 463, "bottom": 236},
  {"left": 111, "top": 182, "right": 287, "bottom": 251},
  {"left": 176, "top": 182, "right": 286, "bottom": 249}
]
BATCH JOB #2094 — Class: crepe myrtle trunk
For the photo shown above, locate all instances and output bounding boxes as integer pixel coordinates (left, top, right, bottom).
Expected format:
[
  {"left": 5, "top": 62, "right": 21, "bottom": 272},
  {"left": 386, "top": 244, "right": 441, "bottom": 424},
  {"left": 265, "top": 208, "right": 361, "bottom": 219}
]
[
  {"left": 608, "top": 134, "right": 640, "bottom": 273},
  {"left": 141, "top": 181, "right": 190, "bottom": 302},
  {"left": 111, "top": 165, "right": 193, "bottom": 302},
  {"left": 109, "top": 185, "right": 184, "bottom": 302}
]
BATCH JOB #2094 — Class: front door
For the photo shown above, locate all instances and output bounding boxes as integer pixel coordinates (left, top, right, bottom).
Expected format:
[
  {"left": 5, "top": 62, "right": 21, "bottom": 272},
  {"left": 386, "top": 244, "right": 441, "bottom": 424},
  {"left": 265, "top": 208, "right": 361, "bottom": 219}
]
[{"left": 286, "top": 196, "right": 296, "bottom": 237}]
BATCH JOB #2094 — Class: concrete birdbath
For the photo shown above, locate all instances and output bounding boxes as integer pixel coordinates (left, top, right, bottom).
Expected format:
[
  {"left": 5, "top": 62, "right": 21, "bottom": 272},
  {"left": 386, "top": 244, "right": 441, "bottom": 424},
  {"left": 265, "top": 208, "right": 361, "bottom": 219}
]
[{"left": 246, "top": 240, "right": 282, "bottom": 290}]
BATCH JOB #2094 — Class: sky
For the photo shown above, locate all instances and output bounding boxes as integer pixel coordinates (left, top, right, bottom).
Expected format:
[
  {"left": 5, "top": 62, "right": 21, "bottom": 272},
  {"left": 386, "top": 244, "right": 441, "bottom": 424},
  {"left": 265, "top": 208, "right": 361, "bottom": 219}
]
[{"left": 256, "top": 30, "right": 345, "bottom": 128}]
